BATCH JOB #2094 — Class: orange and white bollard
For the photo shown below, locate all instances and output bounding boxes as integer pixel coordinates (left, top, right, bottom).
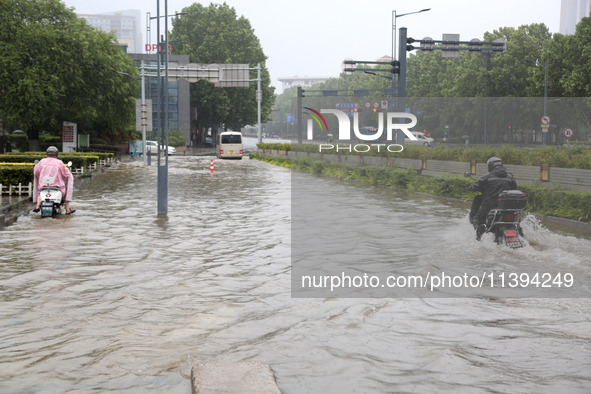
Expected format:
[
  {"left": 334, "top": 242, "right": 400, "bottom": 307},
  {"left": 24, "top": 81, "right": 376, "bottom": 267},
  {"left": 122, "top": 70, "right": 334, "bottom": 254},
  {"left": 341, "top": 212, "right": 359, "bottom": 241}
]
[{"left": 210, "top": 159, "right": 214, "bottom": 172}]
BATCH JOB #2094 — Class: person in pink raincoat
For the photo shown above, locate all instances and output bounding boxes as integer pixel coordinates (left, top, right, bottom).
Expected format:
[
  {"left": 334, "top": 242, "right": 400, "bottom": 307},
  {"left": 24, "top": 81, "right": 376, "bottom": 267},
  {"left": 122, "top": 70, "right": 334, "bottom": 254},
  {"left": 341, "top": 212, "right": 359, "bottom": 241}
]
[{"left": 32, "top": 146, "right": 76, "bottom": 215}]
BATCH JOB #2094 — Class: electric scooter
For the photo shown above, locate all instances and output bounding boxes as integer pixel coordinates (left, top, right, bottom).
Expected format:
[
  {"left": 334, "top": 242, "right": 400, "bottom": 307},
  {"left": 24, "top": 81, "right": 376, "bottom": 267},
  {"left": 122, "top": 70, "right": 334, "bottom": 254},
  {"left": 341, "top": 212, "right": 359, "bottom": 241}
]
[{"left": 36, "top": 161, "right": 72, "bottom": 218}]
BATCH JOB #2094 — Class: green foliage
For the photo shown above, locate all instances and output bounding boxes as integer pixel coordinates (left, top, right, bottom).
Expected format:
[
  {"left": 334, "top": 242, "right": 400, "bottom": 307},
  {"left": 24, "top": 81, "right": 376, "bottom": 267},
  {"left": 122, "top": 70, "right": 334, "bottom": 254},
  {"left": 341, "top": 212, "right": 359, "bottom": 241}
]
[
  {"left": 257, "top": 143, "right": 591, "bottom": 169},
  {"left": 170, "top": 3, "right": 275, "bottom": 132},
  {"left": 0, "top": 0, "right": 138, "bottom": 148},
  {"left": 168, "top": 129, "right": 187, "bottom": 147},
  {"left": 257, "top": 143, "right": 292, "bottom": 151},
  {"left": 0, "top": 164, "right": 34, "bottom": 185},
  {"left": 270, "top": 17, "right": 591, "bottom": 142},
  {"left": 257, "top": 151, "right": 591, "bottom": 222},
  {"left": 0, "top": 153, "right": 106, "bottom": 169},
  {"left": 0, "top": 150, "right": 112, "bottom": 187},
  {"left": 249, "top": 153, "right": 291, "bottom": 168},
  {"left": 520, "top": 184, "right": 591, "bottom": 222},
  {"left": 5, "top": 134, "right": 28, "bottom": 152}
]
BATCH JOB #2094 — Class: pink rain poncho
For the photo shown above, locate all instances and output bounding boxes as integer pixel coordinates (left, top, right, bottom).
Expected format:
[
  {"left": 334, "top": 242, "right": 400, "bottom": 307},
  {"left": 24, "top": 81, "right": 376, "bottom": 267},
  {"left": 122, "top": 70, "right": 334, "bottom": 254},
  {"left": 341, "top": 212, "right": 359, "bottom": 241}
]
[{"left": 33, "top": 157, "right": 74, "bottom": 203}]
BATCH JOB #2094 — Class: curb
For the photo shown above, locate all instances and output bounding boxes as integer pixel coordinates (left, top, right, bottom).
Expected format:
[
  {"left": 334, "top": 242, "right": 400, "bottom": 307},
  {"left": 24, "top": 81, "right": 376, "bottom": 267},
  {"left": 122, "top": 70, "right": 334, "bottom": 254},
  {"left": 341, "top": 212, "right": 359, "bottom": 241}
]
[{"left": 0, "top": 195, "right": 32, "bottom": 230}]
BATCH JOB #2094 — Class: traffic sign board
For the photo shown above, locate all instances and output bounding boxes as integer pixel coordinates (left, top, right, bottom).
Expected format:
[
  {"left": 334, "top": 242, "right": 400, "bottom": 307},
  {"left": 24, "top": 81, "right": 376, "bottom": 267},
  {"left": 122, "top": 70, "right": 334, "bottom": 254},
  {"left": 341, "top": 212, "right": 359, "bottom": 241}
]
[
  {"left": 563, "top": 128, "right": 573, "bottom": 138},
  {"left": 541, "top": 115, "right": 551, "bottom": 125}
]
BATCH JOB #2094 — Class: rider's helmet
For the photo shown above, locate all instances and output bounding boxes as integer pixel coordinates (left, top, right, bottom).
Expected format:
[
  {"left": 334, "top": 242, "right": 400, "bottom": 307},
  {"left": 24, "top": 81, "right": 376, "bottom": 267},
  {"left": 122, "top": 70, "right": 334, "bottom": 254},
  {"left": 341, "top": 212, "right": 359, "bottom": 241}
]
[
  {"left": 487, "top": 156, "right": 503, "bottom": 172},
  {"left": 46, "top": 146, "right": 59, "bottom": 158}
]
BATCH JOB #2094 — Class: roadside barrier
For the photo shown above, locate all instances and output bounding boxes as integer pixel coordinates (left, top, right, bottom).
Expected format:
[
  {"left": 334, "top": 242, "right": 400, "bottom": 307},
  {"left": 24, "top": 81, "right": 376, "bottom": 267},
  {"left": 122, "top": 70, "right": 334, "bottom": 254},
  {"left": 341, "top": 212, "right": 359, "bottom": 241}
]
[
  {"left": 259, "top": 149, "right": 591, "bottom": 192},
  {"left": 0, "top": 183, "right": 32, "bottom": 196}
]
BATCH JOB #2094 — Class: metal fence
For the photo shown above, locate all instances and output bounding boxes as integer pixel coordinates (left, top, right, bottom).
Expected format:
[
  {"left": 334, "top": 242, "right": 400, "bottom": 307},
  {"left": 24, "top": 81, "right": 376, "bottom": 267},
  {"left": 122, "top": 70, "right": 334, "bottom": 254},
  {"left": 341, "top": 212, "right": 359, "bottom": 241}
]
[{"left": 259, "top": 149, "right": 591, "bottom": 192}]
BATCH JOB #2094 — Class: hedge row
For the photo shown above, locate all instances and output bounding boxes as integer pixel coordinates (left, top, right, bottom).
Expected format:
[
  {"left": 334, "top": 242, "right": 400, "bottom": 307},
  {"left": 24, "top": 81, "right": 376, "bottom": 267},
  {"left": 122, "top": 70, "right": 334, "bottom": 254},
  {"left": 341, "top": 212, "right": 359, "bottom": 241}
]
[
  {"left": 9, "top": 151, "right": 114, "bottom": 161},
  {"left": 257, "top": 143, "right": 591, "bottom": 170},
  {"left": 0, "top": 154, "right": 101, "bottom": 169},
  {"left": 0, "top": 164, "right": 34, "bottom": 186},
  {"left": 251, "top": 153, "right": 591, "bottom": 223},
  {"left": 0, "top": 152, "right": 110, "bottom": 186}
]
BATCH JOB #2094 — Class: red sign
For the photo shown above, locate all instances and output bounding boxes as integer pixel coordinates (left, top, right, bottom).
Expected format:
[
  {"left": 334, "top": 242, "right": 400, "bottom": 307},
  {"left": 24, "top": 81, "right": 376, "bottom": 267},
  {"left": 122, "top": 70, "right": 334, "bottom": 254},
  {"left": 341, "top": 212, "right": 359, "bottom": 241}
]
[
  {"left": 145, "top": 44, "right": 172, "bottom": 52},
  {"left": 62, "top": 125, "right": 75, "bottom": 143}
]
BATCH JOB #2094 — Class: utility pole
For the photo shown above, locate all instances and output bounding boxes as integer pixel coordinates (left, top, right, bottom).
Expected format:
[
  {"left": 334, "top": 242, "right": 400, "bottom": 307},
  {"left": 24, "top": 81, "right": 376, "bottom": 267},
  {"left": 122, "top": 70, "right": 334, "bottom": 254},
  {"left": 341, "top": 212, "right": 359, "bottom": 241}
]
[
  {"left": 402, "top": 32, "right": 506, "bottom": 145},
  {"left": 297, "top": 86, "right": 303, "bottom": 144},
  {"left": 256, "top": 63, "right": 262, "bottom": 144},
  {"left": 397, "top": 27, "right": 408, "bottom": 145}
]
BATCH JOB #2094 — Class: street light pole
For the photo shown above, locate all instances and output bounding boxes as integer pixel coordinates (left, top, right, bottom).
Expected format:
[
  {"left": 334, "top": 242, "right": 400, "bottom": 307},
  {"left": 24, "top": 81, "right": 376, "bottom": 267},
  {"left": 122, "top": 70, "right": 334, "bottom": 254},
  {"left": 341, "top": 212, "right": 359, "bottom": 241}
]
[
  {"left": 543, "top": 60, "right": 548, "bottom": 116},
  {"left": 526, "top": 59, "right": 550, "bottom": 145},
  {"left": 392, "top": 9, "right": 431, "bottom": 95},
  {"left": 146, "top": 11, "right": 185, "bottom": 166},
  {"left": 256, "top": 63, "right": 262, "bottom": 144},
  {"left": 391, "top": 8, "right": 430, "bottom": 144},
  {"left": 141, "top": 60, "right": 147, "bottom": 166},
  {"left": 156, "top": 0, "right": 168, "bottom": 215}
]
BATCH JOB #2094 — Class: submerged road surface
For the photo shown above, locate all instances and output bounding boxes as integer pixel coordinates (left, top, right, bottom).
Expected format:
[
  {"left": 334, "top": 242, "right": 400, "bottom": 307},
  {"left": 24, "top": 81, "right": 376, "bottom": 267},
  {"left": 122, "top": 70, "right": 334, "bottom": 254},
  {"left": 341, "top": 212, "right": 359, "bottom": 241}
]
[{"left": 1, "top": 155, "right": 590, "bottom": 393}]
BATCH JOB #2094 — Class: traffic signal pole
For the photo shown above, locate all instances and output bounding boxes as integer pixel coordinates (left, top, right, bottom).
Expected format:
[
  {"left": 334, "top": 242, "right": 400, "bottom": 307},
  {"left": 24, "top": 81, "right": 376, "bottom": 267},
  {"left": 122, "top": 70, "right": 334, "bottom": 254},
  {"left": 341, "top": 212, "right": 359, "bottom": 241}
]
[{"left": 397, "top": 27, "right": 408, "bottom": 145}]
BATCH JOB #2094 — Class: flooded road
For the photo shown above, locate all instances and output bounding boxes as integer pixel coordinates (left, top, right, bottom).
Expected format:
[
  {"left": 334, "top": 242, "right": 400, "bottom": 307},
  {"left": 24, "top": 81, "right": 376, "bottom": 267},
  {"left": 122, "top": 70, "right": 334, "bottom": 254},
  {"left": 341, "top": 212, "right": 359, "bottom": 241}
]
[{"left": 1, "top": 154, "right": 590, "bottom": 393}]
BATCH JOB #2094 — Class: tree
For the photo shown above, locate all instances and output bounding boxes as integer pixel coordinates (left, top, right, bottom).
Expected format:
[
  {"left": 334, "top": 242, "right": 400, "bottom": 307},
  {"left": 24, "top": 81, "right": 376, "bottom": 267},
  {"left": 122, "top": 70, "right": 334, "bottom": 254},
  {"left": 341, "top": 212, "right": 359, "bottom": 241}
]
[
  {"left": 547, "top": 15, "right": 591, "bottom": 138},
  {"left": 558, "top": 15, "right": 591, "bottom": 96},
  {"left": 170, "top": 3, "right": 275, "bottom": 144},
  {"left": 0, "top": 0, "right": 138, "bottom": 150}
]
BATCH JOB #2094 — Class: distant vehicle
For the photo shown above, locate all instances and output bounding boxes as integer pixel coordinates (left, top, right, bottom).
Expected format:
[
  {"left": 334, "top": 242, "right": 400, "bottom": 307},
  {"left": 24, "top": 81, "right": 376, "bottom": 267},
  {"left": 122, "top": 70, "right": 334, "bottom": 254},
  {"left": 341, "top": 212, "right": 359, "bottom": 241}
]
[
  {"left": 358, "top": 126, "right": 378, "bottom": 141},
  {"left": 404, "top": 131, "right": 434, "bottom": 147},
  {"left": 217, "top": 131, "right": 243, "bottom": 159},
  {"left": 145, "top": 140, "right": 176, "bottom": 155}
]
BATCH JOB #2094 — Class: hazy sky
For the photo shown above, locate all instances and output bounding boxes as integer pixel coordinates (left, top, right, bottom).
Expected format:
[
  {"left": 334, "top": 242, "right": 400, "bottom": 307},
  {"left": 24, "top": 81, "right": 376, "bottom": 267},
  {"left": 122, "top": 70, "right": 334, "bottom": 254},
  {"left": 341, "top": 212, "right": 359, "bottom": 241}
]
[{"left": 61, "top": 0, "right": 562, "bottom": 92}]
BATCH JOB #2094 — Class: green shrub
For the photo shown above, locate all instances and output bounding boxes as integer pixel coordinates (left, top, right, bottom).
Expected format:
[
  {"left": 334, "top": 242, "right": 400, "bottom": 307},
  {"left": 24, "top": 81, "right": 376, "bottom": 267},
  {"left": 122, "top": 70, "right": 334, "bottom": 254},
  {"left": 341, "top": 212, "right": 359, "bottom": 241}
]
[
  {"left": 0, "top": 164, "right": 34, "bottom": 185},
  {"left": 5, "top": 134, "right": 28, "bottom": 152},
  {"left": 256, "top": 150, "right": 591, "bottom": 223},
  {"left": 257, "top": 143, "right": 591, "bottom": 169},
  {"left": 168, "top": 129, "right": 187, "bottom": 147},
  {"left": 249, "top": 153, "right": 291, "bottom": 168}
]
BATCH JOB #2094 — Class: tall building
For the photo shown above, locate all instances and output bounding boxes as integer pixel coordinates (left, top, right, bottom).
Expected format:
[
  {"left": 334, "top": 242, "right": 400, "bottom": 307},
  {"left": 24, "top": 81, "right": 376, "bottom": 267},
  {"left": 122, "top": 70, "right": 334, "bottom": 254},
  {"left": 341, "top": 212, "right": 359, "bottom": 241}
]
[
  {"left": 559, "top": 0, "right": 591, "bottom": 35},
  {"left": 128, "top": 54, "right": 191, "bottom": 146},
  {"left": 76, "top": 11, "right": 193, "bottom": 146},
  {"left": 78, "top": 10, "right": 143, "bottom": 53}
]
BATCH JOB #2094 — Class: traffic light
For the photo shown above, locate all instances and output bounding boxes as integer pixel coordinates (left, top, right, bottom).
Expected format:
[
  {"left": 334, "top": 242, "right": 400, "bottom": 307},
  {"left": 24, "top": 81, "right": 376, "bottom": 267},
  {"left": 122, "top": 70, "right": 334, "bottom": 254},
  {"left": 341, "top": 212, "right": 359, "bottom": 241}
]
[{"left": 391, "top": 60, "right": 400, "bottom": 74}]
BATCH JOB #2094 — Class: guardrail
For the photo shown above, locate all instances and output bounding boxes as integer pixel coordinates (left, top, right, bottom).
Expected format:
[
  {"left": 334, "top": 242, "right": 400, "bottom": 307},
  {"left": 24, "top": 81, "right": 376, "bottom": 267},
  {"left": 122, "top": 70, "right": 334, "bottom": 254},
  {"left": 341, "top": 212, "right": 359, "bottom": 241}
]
[
  {"left": 0, "top": 182, "right": 33, "bottom": 196},
  {"left": 258, "top": 149, "right": 591, "bottom": 192}
]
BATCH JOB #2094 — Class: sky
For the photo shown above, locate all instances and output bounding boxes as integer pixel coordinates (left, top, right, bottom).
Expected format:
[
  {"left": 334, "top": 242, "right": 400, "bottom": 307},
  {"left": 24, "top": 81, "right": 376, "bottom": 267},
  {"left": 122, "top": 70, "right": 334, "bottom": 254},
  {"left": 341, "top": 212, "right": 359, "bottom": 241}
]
[{"left": 61, "top": 0, "right": 562, "bottom": 92}]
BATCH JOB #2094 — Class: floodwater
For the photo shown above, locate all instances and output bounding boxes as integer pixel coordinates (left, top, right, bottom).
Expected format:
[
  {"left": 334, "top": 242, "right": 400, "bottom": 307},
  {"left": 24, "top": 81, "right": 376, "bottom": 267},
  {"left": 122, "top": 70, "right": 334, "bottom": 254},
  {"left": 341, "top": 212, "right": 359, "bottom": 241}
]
[{"left": 1, "top": 151, "right": 590, "bottom": 393}]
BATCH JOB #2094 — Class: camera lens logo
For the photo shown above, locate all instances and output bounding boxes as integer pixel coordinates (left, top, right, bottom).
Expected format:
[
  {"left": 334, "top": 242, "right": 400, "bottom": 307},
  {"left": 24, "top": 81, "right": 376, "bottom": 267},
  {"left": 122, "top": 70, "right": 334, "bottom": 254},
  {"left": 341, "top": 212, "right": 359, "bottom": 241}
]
[
  {"left": 304, "top": 107, "right": 418, "bottom": 142},
  {"left": 304, "top": 107, "right": 329, "bottom": 140}
]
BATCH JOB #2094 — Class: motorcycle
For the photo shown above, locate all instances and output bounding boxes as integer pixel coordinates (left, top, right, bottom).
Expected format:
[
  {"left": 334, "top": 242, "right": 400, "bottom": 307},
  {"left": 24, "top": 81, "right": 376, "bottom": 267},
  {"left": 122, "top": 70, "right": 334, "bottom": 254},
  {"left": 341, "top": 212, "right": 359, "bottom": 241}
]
[
  {"left": 36, "top": 161, "right": 72, "bottom": 218},
  {"left": 465, "top": 172, "right": 528, "bottom": 249}
]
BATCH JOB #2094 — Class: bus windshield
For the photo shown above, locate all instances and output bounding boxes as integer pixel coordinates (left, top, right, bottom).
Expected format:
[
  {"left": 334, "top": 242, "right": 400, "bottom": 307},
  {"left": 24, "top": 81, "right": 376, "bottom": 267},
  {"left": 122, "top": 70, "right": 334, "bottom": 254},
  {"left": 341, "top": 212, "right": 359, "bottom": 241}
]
[{"left": 221, "top": 134, "right": 242, "bottom": 144}]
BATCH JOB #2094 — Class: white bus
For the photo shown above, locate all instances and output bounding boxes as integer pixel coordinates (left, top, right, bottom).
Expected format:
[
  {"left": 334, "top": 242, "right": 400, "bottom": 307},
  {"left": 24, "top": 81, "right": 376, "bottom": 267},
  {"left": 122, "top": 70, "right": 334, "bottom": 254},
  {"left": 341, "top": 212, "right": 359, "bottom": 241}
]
[{"left": 217, "top": 131, "right": 243, "bottom": 159}]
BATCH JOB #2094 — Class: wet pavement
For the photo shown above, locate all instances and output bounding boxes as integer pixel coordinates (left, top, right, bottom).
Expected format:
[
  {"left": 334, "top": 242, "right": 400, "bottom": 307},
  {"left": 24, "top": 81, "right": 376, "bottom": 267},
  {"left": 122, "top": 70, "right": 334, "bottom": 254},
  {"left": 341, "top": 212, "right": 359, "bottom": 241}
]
[{"left": 0, "top": 148, "right": 590, "bottom": 393}]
